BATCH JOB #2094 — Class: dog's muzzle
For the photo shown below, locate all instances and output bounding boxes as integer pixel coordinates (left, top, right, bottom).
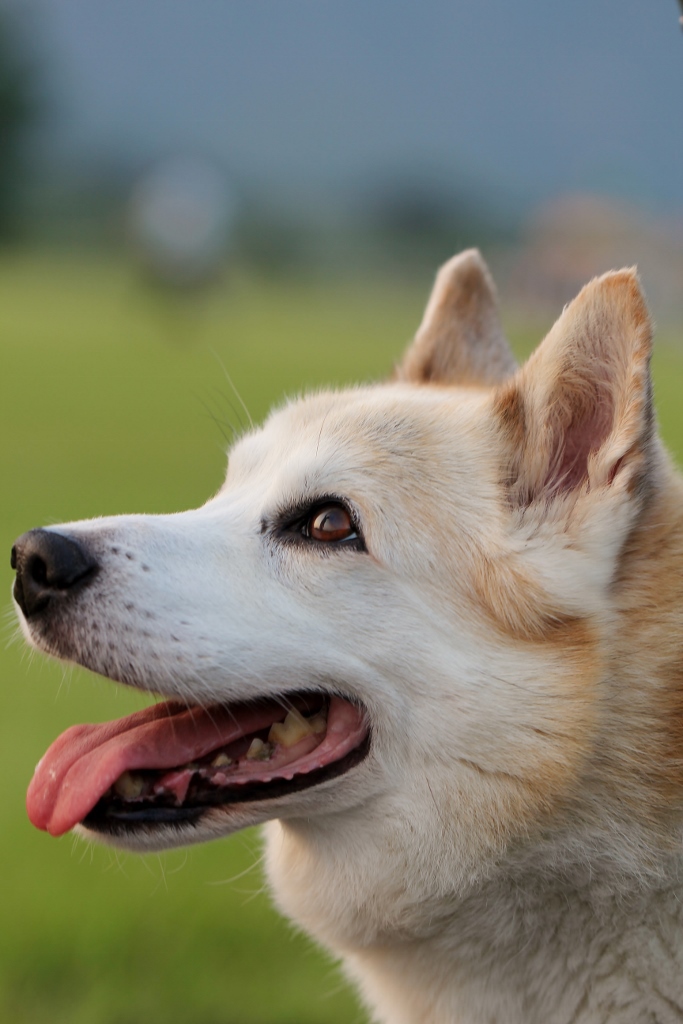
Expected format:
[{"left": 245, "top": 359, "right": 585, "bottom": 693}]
[{"left": 11, "top": 529, "right": 99, "bottom": 619}]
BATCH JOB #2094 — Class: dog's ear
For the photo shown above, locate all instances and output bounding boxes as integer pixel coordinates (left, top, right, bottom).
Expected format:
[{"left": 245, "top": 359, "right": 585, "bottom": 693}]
[
  {"left": 495, "top": 268, "right": 655, "bottom": 516},
  {"left": 396, "top": 249, "right": 517, "bottom": 386}
]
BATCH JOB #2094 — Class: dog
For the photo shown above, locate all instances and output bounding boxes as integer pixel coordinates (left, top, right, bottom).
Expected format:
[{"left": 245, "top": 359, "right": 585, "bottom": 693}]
[{"left": 12, "top": 250, "right": 683, "bottom": 1023}]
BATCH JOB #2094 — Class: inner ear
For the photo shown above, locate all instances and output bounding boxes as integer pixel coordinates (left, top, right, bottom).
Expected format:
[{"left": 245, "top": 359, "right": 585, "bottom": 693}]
[
  {"left": 542, "top": 362, "right": 618, "bottom": 495},
  {"left": 396, "top": 249, "right": 517, "bottom": 387},
  {"left": 495, "top": 268, "right": 654, "bottom": 509}
]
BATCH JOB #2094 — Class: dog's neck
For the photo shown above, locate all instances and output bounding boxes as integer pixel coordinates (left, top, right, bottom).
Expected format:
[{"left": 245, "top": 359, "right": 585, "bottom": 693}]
[
  {"left": 345, "top": 860, "right": 683, "bottom": 1024},
  {"left": 272, "top": 808, "right": 683, "bottom": 1023}
]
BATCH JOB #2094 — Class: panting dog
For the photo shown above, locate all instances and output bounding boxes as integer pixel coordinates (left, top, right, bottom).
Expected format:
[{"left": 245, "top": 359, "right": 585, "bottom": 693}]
[{"left": 13, "top": 251, "right": 683, "bottom": 1022}]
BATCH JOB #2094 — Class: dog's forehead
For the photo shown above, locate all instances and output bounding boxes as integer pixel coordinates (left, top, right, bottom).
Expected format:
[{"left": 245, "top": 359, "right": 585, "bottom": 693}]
[{"left": 225, "top": 384, "right": 494, "bottom": 500}]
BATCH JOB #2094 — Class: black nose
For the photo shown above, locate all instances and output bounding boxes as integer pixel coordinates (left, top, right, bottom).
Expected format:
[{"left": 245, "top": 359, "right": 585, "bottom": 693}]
[{"left": 11, "top": 529, "right": 99, "bottom": 620}]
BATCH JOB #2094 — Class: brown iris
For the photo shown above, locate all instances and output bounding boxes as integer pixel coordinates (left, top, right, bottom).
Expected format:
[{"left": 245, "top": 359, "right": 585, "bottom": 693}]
[{"left": 308, "top": 504, "right": 356, "bottom": 543}]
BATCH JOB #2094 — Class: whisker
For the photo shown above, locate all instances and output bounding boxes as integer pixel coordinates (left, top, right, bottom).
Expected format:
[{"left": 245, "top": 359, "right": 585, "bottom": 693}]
[
  {"left": 210, "top": 348, "right": 254, "bottom": 429},
  {"left": 192, "top": 390, "right": 235, "bottom": 446},
  {"left": 206, "top": 850, "right": 267, "bottom": 887},
  {"left": 210, "top": 385, "right": 246, "bottom": 438}
]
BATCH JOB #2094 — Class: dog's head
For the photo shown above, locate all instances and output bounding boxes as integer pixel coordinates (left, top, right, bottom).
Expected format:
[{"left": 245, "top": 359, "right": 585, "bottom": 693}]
[{"left": 13, "top": 251, "right": 663, "bottom": 935}]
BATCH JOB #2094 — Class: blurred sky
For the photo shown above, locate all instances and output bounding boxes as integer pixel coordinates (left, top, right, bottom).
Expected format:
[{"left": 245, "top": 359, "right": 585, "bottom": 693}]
[{"left": 19, "top": 0, "right": 683, "bottom": 214}]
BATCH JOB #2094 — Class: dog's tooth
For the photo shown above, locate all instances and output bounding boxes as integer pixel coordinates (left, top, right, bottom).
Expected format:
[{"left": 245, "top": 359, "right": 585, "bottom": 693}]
[
  {"left": 246, "top": 738, "right": 265, "bottom": 759},
  {"left": 113, "top": 771, "right": 144, "bottom": 800},
  {"left": 269, "top": 708, "right": 324, "bottom": 748},
  {"left": 246, "top": 737, "right": 273, "bottom": 761},
  {"left": 308, "top": 712, "right": 327, "bottom": 735},
  {"left": 211, "top": 752, "right": 232, "bottom": 768}
]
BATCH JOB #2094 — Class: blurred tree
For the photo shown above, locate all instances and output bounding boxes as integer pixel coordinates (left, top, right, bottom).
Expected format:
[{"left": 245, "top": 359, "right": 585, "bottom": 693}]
[
  {"left": 0, "top": 7, "right": 37, "bottom": 240},
  {"left": 365, "top": 173, "right": 515, "bottom": 273}
]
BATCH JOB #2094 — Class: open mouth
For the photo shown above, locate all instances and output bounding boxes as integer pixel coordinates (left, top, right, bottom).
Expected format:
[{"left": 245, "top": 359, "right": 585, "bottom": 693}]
[{"left": 27, "top": 692, "right": 370, "bottom": 837}]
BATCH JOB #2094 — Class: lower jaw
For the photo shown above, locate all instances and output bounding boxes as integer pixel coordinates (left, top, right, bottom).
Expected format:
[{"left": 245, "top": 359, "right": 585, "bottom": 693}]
[{"left": 82, "top": 732, "right": 372, "bottom": 836}]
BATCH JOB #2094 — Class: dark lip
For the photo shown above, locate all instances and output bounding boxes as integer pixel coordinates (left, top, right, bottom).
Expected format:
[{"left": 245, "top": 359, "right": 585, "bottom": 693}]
[{"left": 82, "top": 728, "right": 372, "bottom": 837}]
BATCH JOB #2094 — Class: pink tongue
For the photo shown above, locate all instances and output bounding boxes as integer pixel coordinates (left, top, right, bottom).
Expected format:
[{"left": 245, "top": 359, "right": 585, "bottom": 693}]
[{"left": 27, "top": 700, "right": 285, "bottom": 837}]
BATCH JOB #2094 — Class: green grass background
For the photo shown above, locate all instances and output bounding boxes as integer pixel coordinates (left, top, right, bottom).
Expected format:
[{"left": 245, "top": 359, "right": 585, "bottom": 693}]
[{"left": 1, "top": 252, "right": 681, "bottom": 1023}]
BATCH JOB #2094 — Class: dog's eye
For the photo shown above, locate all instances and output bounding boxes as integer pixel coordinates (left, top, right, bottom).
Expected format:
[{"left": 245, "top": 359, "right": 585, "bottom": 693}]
[
  {"left": 274, "top": 499, "right": 364, "bottom": 550},
  {"left": 306, "top": 504, "right": 357, "bottom": 543}
]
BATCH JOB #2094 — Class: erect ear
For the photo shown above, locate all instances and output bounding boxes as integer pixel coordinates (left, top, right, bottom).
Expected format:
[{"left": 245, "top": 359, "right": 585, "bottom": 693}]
[
  {"left": 396, "top": 249, "right": 517, "bottom": 386},
  {"left": 494, "top": 268, "right": 656, "bottom": 514}
]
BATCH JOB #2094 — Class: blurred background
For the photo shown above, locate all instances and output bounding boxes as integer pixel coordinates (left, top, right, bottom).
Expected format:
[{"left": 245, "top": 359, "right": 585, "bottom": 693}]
[{"left": 1, "top": 2, "right": 682, "bottom": 1022}]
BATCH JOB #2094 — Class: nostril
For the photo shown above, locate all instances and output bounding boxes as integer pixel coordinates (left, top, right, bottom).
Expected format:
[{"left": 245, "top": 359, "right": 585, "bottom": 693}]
[{"left": 27, "top": 554, "right": 48, "bottom": 586}]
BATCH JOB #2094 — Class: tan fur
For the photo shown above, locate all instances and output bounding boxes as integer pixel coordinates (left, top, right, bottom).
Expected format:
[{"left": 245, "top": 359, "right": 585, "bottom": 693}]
[
  {"left": 16, "top": 251, "right": 683, "bottom": 1023},
  {"left": 396, "top": 249, "right": 517, "bottom": 386}
]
